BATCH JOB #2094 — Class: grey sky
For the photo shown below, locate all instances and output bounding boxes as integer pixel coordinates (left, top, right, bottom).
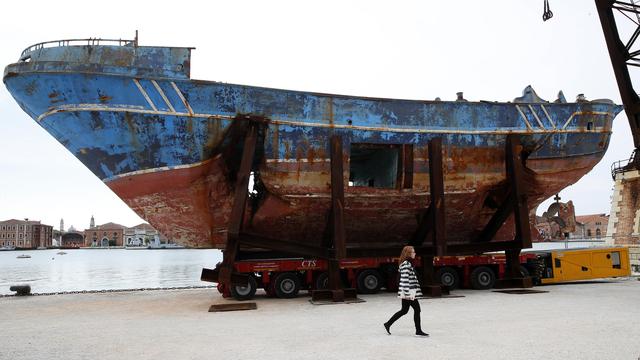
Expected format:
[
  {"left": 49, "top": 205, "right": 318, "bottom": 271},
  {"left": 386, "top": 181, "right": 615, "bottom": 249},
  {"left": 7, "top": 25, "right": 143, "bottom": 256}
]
[{"left": 0, "top": 0, "right": 634, "bottom": 231}]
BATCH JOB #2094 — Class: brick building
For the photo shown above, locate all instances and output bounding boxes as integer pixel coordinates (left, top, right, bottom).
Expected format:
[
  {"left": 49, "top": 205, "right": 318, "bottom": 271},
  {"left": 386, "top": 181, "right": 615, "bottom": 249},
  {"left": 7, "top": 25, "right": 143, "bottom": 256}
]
[
  {"left": 573, "top": 214, "right": 609, "bottom": 239},
  {"left": 607, "top": 168, "right": 640, "bottom": 245},
  {"left": 84, "top": 222, "right": 126, "bottom": 247},
  {"left": 0, "top": 219, "right": 53, "bottom": 249}
]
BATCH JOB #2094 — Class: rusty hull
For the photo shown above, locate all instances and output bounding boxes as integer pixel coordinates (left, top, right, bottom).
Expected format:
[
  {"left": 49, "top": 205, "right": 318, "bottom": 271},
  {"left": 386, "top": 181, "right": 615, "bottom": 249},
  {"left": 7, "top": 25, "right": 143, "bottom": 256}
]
[{"left": 2, "top": 39, "right": 624, "bottom": 250}]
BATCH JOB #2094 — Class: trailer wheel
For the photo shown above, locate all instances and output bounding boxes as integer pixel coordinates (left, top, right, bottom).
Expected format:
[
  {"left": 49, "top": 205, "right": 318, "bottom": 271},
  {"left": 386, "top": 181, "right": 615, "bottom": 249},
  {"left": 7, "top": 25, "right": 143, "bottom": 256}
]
[
  {"left": 356, "top": 270, "right": 383, "bottom": 294},
  {"left": 230, "top": 275, "right": 257, "bottom": 300},
  {"left": 470, "top": 266, "right": 495, "bottom": 290},
  {"left": 436, "top": 267, "right": 460, "bottom": 290},
  {"left": 273, "top": 272, "right": 301, "bottom": 298}
]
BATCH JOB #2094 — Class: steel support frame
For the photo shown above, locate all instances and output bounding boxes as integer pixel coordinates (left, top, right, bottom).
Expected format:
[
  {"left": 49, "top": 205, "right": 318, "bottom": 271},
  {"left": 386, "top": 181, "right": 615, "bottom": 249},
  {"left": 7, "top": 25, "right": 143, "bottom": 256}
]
[
  {"left": 311, "top": 135, "right": 357, "bottom": 302},
  {"left": 490, "top": 135, "right": 532, "bottom": 288},
  {"left": 216, "top": 121, "right": 259, "bottom": 286},
  {"left": 596, "top": 0, "right": 640, "bottom": 151},
  {"left": 409, "top": 138, "right": 447, "bottom": 297}
]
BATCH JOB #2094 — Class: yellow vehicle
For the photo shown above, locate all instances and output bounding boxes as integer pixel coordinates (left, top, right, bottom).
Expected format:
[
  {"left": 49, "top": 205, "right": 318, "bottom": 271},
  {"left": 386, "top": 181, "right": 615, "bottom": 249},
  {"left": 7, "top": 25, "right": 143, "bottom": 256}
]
[{"left": 529, "top": 247, "right": 631, "bottom": 285}]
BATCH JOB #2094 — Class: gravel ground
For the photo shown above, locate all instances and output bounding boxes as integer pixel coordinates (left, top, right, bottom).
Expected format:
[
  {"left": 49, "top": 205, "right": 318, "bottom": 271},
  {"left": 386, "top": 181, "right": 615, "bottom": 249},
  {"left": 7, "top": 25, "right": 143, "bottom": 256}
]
[{"left": 1, "top": 278, "right": 639, "bottom": 360}]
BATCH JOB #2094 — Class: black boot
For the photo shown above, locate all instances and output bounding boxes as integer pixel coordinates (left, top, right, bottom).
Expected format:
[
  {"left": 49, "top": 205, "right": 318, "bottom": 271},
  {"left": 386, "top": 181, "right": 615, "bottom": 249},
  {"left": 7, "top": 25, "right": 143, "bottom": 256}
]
[
  {"left": 415, "top": 330, "right": 429, "bottom": 337},
  {"left": 383, "top": 322, "right": 391, "bottom": 335}
]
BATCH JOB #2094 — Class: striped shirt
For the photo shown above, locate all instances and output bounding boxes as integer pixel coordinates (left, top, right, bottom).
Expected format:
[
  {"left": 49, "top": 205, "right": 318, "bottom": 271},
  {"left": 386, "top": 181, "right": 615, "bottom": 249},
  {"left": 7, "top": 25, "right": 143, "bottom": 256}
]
[{"left": 398, "top": 260, "right": 423, "bottom": 299}]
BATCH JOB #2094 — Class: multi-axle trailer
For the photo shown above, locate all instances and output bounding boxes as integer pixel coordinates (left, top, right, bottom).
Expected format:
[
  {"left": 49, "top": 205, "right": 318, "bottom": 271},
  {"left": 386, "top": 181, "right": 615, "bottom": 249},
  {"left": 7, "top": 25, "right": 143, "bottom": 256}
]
[{"left": 204, "top": 246, "right": 631, "bottom": 300}]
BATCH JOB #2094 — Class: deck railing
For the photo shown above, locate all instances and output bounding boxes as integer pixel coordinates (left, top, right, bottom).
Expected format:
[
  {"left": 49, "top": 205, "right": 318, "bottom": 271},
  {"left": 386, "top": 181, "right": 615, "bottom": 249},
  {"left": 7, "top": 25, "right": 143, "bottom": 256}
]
[{"left": 20, "top": 38, "right": 137, "bottom": 60}]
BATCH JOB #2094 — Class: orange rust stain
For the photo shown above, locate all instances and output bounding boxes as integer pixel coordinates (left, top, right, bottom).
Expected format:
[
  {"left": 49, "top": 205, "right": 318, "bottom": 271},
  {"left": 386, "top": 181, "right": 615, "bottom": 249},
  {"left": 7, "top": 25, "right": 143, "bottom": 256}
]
[
  {"left": 307, "top": 146, "right": 316, "bottom": 165},
  {"left": 99, "top": 95, "right": 112, "bottom": 103},
  {"left": 283, "top": 141, "right": 291, "bottom": 160}
]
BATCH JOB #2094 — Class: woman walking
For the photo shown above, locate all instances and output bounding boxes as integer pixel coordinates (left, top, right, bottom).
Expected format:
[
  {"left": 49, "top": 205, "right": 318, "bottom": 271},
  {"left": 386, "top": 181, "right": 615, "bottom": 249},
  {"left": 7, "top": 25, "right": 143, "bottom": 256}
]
[{"left": 384, "top": 246, "right": 429, "bottom": 337}]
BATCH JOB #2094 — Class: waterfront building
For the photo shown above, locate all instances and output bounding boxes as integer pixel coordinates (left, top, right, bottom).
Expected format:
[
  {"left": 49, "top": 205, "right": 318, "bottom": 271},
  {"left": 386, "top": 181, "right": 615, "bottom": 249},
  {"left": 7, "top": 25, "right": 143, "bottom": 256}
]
[
  {"left": 0, "top": 219, "right": 53, "bottom": 249},
  {"left": 60, "top": 225, "right": 84, "bottom": 248},
  {"left": 573, "top": 214, "right": 609, "bottom": 239},
  {"left": 124, "top": 223, "right": 159, "bottom": 247},
  {"left": 83, "top": 222, "right": 126, "bottom": 247}
]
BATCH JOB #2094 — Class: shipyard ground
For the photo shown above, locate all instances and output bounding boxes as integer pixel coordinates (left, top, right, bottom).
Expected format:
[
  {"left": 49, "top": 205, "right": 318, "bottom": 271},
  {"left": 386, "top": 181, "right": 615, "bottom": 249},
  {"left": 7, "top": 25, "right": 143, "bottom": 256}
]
[{"left": 1, "top": 278, "right": 639, "bottom": 360}]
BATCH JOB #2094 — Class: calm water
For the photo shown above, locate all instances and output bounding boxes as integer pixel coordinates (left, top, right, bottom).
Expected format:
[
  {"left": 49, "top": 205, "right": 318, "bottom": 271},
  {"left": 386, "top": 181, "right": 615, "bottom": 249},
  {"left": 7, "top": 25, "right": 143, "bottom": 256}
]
[
  {"left": 0, "top": 249, "right": 222, "bottom": 295},
  {"left": 0, "top": 241, "right": 615, "bottom": 295}
]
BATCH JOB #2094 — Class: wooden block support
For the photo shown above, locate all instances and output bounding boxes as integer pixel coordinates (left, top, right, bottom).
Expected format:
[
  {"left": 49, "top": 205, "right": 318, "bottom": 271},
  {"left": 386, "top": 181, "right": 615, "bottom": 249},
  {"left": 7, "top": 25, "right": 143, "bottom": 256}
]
[{"left": 209, "top": 302, "right": 257, "bottom": 312}]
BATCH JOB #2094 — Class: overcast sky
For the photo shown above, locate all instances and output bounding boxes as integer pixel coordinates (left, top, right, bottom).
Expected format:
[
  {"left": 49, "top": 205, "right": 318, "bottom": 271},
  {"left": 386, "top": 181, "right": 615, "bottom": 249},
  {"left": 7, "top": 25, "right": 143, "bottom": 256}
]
[{"left": 0, "top": 0, "right": 636, "bottom": 232}]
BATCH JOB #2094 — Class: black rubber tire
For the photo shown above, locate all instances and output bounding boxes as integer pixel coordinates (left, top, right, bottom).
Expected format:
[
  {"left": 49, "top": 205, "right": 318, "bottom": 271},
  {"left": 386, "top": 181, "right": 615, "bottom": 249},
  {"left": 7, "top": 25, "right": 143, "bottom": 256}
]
[
  {"left": 273, "top": 272, "right": 301, "bottom": 298},
  {"left": 470, "top": 266, "right": 496, "bottom": 290},
  {"left": 436, "top": 267, "right": 460, "bottom": 290},
  {"left": 230, "top": 275, "right": 257, "bottom": 300},
  {"left": 356, "top": 269, "right": 383, "bottom": 294},
  {"left": 519, "top": 265, "right": 530, "bottom": 277},
  {"left": 315, "top": 272, "right": 329, "bottom": 290}
]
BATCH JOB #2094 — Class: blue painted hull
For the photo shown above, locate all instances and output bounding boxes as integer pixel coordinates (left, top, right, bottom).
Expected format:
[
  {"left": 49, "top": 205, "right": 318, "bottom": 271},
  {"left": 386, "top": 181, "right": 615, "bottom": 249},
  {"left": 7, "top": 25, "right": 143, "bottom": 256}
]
[{"left": 3, "top": 41, "right": 623, "bottom": 248}]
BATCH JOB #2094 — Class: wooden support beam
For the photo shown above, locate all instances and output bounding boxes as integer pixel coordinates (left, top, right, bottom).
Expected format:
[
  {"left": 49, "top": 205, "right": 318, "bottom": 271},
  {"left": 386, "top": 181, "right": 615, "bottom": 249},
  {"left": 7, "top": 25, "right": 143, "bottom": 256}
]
[
  {"left": 209, "top": 303, "right": 257, "bottom": 312},
  {"left": 218, "top": 124, "right": 258, "bottom": 285}
]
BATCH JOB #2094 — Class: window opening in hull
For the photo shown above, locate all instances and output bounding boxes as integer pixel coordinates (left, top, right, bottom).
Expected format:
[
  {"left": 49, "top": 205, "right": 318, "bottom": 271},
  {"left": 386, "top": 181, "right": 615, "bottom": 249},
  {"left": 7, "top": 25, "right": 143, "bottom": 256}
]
[{"left": 349, "top": 143, "right": 413, "bottom": 189}]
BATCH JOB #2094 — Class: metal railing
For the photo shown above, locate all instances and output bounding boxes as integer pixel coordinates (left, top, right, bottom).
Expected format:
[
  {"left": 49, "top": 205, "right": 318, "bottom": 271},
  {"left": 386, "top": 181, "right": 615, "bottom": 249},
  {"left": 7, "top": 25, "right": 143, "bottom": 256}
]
[
  {"left": 20, "top": 37, "right": 137, "bottom": 60},
  {"left": 611, "top": 149, "right": 638, "bottom": 180}
]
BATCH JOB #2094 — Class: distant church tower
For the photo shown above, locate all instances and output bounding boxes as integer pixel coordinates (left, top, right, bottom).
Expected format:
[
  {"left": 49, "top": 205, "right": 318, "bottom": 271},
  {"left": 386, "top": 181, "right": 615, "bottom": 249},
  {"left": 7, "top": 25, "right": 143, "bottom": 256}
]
[
  {"left": 90, "top": 215, "right": 95, "bottom": 229},
  {"left": 60, "top": 218, "right": 65, "bottom": 232}
]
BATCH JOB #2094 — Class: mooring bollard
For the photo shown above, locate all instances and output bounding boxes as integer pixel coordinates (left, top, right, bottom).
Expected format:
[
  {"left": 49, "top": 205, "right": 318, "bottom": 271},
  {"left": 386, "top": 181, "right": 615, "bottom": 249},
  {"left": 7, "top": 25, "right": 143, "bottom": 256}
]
[{"left": 9, "top": 285, "right": 31, "bottom": 296}]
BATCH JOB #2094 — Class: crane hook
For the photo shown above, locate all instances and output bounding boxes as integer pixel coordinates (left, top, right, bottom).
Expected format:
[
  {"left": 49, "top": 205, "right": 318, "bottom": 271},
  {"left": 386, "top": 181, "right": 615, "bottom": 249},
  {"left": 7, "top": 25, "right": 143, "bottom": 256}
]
[{"left": 543, "top": 0, "right": 553, "bottom": 21}]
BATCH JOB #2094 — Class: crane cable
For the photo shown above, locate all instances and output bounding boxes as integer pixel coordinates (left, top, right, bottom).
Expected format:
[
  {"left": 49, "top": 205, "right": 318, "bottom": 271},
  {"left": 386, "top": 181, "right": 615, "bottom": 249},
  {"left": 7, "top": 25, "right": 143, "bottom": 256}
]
[{"left": 543, "top": 0, "right": 553, "bottom": 21}]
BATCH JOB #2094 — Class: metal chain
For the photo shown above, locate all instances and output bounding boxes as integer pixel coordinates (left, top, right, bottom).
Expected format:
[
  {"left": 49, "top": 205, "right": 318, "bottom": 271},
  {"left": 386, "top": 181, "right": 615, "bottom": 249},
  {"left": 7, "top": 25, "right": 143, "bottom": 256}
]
[{"left": 0, "top": 285, "right": 216, "bottom": 298}]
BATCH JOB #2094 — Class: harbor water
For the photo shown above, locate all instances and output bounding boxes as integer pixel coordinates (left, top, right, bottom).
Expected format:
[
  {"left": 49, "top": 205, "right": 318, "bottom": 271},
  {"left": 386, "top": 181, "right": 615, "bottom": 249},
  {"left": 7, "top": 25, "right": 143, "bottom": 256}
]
[{"left": 0, "top": 249, "right": 222, "bottom": 295}]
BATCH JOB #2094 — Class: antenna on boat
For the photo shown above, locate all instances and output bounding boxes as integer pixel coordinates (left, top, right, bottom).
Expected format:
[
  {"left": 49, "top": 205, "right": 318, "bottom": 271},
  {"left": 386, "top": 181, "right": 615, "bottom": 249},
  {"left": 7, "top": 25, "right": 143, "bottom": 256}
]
[{"left": 134, "top": 30, "right": 139, "bottom": 47}]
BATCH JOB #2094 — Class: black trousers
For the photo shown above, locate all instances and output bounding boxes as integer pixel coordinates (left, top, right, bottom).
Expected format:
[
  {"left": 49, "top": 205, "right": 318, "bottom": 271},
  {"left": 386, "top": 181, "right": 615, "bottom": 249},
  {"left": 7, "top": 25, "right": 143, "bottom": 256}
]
[{"left": 386, "top": 299, "right": 422, "bottom": 332}]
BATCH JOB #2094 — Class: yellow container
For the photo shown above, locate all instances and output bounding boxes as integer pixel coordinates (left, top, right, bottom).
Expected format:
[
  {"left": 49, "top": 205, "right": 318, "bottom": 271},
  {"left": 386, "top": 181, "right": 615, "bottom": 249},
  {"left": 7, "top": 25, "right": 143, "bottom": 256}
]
[{"left": 541, "top": 247, "right": 631, "bottom": 284}]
